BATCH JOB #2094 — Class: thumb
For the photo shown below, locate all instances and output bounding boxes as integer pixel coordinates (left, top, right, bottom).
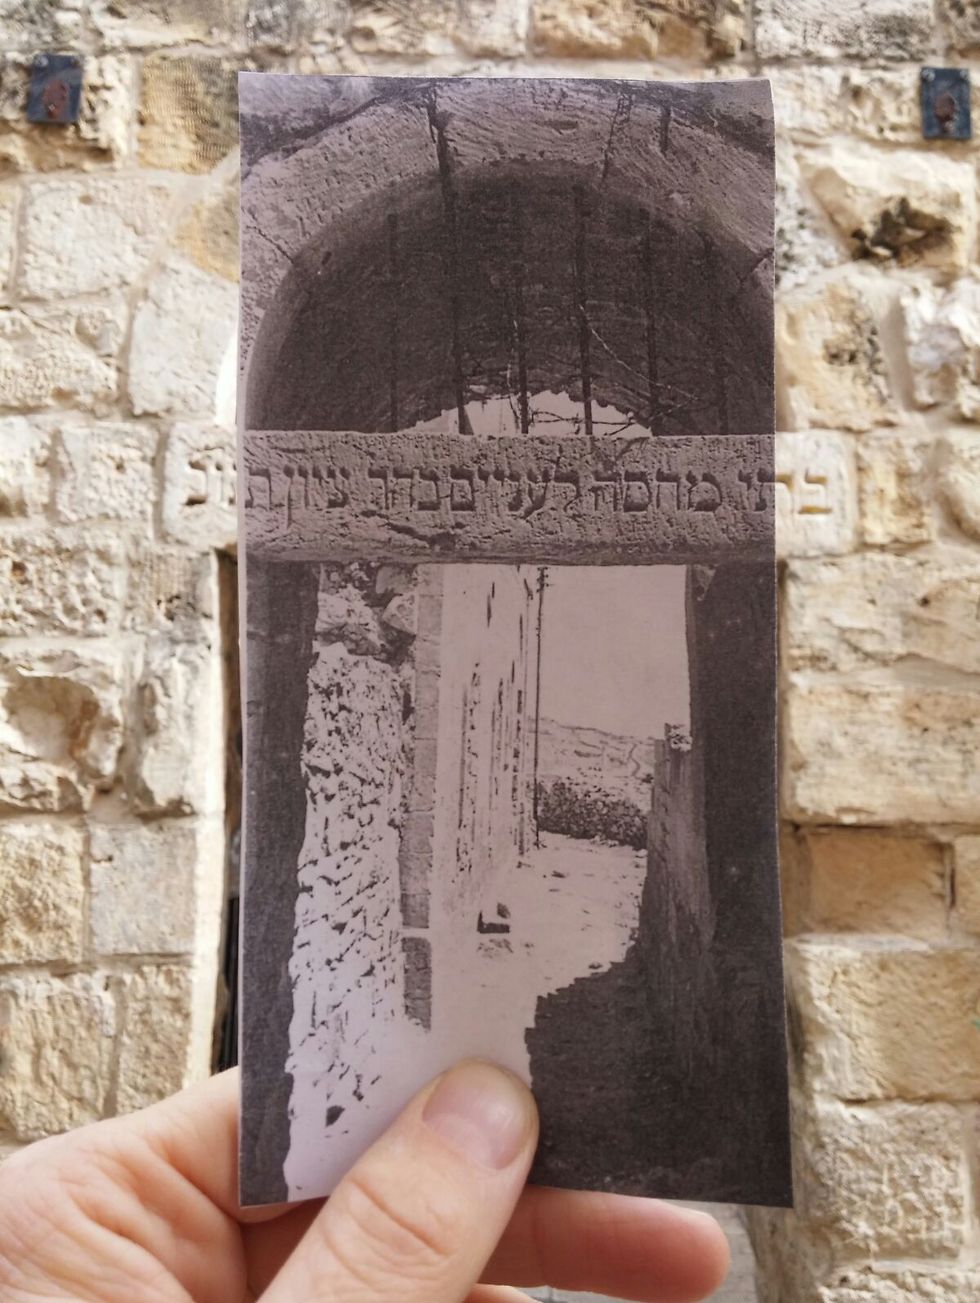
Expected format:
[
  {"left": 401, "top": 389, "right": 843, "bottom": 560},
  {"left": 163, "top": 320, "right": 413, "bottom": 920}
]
[{"left": 262, "top": 1060, "right": 538, "bottom": 1302}]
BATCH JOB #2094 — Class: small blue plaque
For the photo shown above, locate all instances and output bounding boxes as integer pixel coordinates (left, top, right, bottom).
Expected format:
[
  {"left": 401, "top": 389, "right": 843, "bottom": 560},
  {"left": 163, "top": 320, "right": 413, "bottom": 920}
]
[
  {"left": 27, "top": 54, "right": 83, "bottom": 126},
  {"left": 921, "top": 67, "right": 971, "bottom": 141}
]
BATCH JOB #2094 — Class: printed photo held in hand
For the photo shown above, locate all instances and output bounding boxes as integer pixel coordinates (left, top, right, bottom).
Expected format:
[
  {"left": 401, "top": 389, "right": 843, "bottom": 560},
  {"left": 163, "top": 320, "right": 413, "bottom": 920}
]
[
  {"left": 238, "top": 74, "right": 791, "bottom": 1209},
  {"left": 0, "top": 1062, "right": 730, "bottom": 1303}
]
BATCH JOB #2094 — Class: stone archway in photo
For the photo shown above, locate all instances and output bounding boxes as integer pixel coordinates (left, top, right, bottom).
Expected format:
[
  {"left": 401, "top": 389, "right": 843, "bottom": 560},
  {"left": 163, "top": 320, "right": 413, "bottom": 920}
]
[{"left": 239, "top": 76, "right": 786, "bottom": 1206}]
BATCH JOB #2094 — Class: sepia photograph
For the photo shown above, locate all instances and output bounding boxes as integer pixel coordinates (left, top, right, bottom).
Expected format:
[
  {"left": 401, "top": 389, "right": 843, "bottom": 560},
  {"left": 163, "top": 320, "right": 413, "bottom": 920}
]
[{"left": 238, "top": 73, "right": 789, "bottom": 1212}]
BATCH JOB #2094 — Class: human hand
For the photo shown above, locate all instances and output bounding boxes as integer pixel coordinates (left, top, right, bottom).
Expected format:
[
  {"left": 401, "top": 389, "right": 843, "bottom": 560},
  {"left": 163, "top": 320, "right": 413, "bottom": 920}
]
[{"left": 0, "top": 1060, "right": 729, "bottom": 1301}]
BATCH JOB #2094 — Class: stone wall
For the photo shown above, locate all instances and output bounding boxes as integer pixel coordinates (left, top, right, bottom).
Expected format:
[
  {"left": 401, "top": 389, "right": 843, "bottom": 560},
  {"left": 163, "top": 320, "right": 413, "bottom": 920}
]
[{"left": 3, "top": 0, "right": 980, "bottom": 1297}]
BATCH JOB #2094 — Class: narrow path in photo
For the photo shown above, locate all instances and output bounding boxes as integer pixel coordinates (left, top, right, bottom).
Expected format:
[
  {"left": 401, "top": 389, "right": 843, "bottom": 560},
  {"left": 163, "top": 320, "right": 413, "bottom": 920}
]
[{"left": 430, "top": 831, "right": 647, "bottom": 1082}]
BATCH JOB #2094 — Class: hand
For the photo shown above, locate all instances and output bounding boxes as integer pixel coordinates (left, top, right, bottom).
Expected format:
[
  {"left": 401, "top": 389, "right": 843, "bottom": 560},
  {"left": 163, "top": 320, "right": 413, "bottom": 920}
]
[{"left": 0, "top": 1059, "right": 729, "bottom": 1301}]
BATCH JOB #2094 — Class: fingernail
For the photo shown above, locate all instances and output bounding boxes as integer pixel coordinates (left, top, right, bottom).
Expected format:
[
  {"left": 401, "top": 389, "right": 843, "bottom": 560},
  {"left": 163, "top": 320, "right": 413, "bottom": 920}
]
[{"left": 422, "top": 1060, "right": 533, "bottom": 1170}]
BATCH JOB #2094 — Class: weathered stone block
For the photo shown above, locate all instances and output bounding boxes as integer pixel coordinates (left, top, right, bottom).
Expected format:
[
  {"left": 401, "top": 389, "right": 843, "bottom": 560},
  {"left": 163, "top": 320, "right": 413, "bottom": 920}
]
[
  {"left": 776, "top": 275, "right": 895, "bottom": 432},
  {"left": 940, "top": 429, "right": 980, "bottom": 541},
  {"left": 139, "top": 55, "right": 239, "bottom": 174},
  {"left": 0, "top": 641, "right": 125, "bottom": 812},
  {"left": 0, "top": 417, "right": 50, "bottom": 517},
  {"left": 756, "top": 0, "right": 931, "bottom": 59},
  {"left": 802, "top": 144, "right": 975, "bottom": 272},
  {"left": 115, "top": 965, "right": 194, "bottom": 1112},
  {"left": 348, "top": 0, "right": 455, "bottom": 54},
  {"left": 775, "top": 139, "right": 842, "bottom": 292},
  {"left": 54, "top": 423, "right": 157, "bottom": 525},
  {"left": 0, "top": 55, "right": 134, "bottom": 172},
  {"left": 767, "top": 67, "right": 843, "bottom": 140},
  {"left": 0, "top": 299, "right": 124, "bottom": 410},
  {"left": 532, "top": 0, "right": 745, "bottom": 57},
  {"left": 942, "top": 0, "right": 980, "bottom": 52},
  {"left": 774, "top": 431, "right": 857, "bottom": 558},
  {"left": 162, "top": 423, "right": 237, "bottom": 550},
  {"left": 92, "top": 0, "right": 241, "bottom": 48},
  {"left": 799, "top": 1098, "right": 972, "bottom": 1259},
  {"left": 784, "top": 677, "right": 980, "bottom": 824},
  {"left": 820, "top": 1269, "right": 980, "bottom": 1303},
  {"left": 787, "top": 938, "right": 980, "bottom": 1099},
  {"left": 903, "top": 277, "right": 980, "bottom": 418},
  {"left": 129, "top": 256, "right": 238, "bottom": 418},
  {"left": 89, "top": 822, "right": 208, "bottom": 955},
  {"left": 0, "top": 0, "right": 85, "bottom": 51},
  {"left": 952, "top": 836, "right": 980, "bottom": 937},
  {"left": 176, "top": 174, "right": 239, "bottom": 283},
  {"left": 788, "top": 829, "right": 947, "bottom": 940},
  {"left": 0, "top": 529, "right": 125, "bottom": 636},
  {"left": 0, "top": 974, "right": 115, "bottom": 1140},
  {"left": 19, "top": 177, "right": 172, "bottom": 300},
  {"left": 124, "top": 545, "right": 219, "bottom": 640},
  {"left": 857, "top": 430, "right": 934, "bottom": 546},
  {"left": 457, "top": 0, "right": 528, "bottom": 56},
  {"left": 784, "top": 551, "right": 980, "bottom": 677},
  {"left": 0, "top": 822, "right": 85, "bottom": 963},
  {"left": 131, "top": 635, "right": 223, "bottom": 817}
]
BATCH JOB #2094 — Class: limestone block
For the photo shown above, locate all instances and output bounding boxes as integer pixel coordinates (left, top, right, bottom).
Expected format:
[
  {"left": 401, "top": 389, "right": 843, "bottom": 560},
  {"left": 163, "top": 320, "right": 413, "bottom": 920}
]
[
  {"left": 942, "top": 0, "right": 980, "bottom": 52},
  {"left": 840, "top": 69, "right": 921, "bottom": 144},
  {"left": 756, "top": 0, "right": 931, "bottom": 59},
  {"left": 792, "top": 829, "right": 947, "bottom": 940},
  {"left": 777, "top": 276, "right": 895, "bottom": 432},
  {"left": 246, "top": 0, "right": 303, "bottom": 48},
  {"left": 457, "top": 0, "right": 528, "bottom": 56},
  {"left": 0, "top": 974, "right": 115, "bottom": 1140},
  {"left": 0, "top": 184, "right": 16, "bottom": 301},
  {"left": 0, "top": 822, "right": 85, "bottom": 963},
  {"left": 124, "top": 545, "right": 219, "bottom": 640},
  {"left": 54, "top": 423, "right": 157, "bottom": 525},
  {"left": 19, "top": 177, "right": 172, "bottom": 301},
  {"left": 0, "top": 0, "right": 85, "bottom": 51},
  {"left": 774, "top": 140, "right": 843, "bottom": 292},
  {"left": 0, "top": 641, "right": 125, "bottom": 812},
  {"left": 952, "top": 837, "right": 980, "bottom": 937},
  {"left": 176, "top": 174, "right": 239, "bottom": 283},
  {"left": 784, "top": 677, "right": 980, "bottom": 824},
  {"left": 820, "top": 1270, "right": 980, "bottom": 1303},
  {"left": 786, "top": 938, "right": 980, "bottom": 1099},
  {"left": 802, "top": 144, "right": 975, "bottom": 272},
  {"left": 0, "top": 299, "right": 124, "bottom": 411},
  {"left": 129, "top": 256, "right": 238, "bottom": 418},
  {"left": 89, "top": 822, "right": 207, "bottom": 955},
  {"left": 767, "top": 67, "right": 843, "bottom": 140},
  {"left": 940, "top": 429, "right": 980, "bottom": 540},
  {"left": 784, "top": 551, "right": 980, "bottom": 677},
  {"left": 0, "top": 528, "right": 125, "bottom": 636},
  {"left": 800, "top": 1098, "right": 972, "bottom": 1259},
  {"left": 0, "top": 55, "right": 134, "bottom": 172},
  {"left": 115, "top": 965, "right": 196, "bottom": 1111},
  {"left": 774, "top": 431, "right": 857, "bottom": 558},
  {"left": 902, "top": 278, "right": 980, "bottom": 417},
  {"left": 131, "top": 635, "right": 223, "bottom": 817},
  {"left": 348, "top": 0, "right": 455, "bottom": 54},
  {"left": 139, "top": 55, "right": 240, "bottom": 174},
  {"left": 162, "top": 423, "right": 237, "bottom": 551},
  {"left": 0, "top": 417, "right": 50, "bottom": 517},
  {"left": 92, "top": 0, "right": 240, "bottom": 47},
  {"left": 857, "top": 430, "right": 935, "bottom": 546},
  {"left": 532, "top": 0, "right": 746, "bottom": 57}
]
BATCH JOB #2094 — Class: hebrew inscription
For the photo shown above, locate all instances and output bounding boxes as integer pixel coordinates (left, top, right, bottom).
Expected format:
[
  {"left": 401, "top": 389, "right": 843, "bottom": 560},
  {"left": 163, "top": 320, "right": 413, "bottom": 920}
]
[{"left": 244, "top": 433, "right": 775, "bottom": 564}]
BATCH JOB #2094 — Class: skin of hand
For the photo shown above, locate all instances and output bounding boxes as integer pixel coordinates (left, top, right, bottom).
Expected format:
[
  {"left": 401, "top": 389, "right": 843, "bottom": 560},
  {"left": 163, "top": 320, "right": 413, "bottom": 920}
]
[{"left": 0, "top": 1059, "right": 729, "bottom": 1303}]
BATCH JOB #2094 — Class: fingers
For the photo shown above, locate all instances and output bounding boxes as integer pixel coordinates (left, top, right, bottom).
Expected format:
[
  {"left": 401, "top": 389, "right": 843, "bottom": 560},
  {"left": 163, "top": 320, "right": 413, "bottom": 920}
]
[
  {"left": 484, "top": 1186, "right": 730, "bottom": 1303},
  {"left": 262, "top": 1060, "right": 538, "bottom": 1303}
]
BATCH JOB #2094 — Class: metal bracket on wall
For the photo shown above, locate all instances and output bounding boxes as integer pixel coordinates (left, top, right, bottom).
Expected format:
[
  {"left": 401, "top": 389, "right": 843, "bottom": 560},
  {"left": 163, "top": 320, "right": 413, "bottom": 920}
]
[
  {"left": 28, "top": 54, "right": 83, "bottom": 125},
  {"left": 921, "top": 67, "right": 971, "bottom": 140}
]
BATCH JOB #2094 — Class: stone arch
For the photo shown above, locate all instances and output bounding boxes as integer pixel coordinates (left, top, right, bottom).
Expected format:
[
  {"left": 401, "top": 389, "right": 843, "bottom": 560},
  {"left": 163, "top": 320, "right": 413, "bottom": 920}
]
[{"left": 240, "top": 76, "right": 775, "bottom": 438}]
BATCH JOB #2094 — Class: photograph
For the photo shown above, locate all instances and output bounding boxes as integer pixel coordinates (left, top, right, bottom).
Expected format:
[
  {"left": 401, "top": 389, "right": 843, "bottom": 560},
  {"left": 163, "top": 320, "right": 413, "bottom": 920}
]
[{"left": 238, "top": 73, "right": 789, "bottom": 1211}]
